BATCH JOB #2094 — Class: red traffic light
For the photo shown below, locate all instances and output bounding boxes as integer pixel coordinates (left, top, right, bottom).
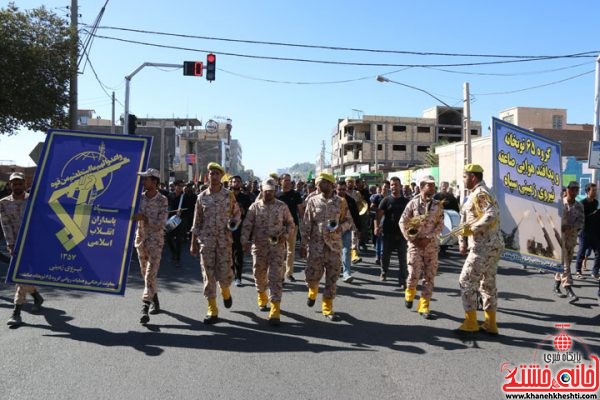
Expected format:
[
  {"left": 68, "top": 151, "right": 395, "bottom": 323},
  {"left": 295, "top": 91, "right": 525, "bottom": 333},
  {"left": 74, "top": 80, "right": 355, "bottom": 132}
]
[
  {"left": 183, "top": 61, "right": 203, "bottom": 77},
  {"left": 206, "top": 53, "right": 216, "bottom": 82}
]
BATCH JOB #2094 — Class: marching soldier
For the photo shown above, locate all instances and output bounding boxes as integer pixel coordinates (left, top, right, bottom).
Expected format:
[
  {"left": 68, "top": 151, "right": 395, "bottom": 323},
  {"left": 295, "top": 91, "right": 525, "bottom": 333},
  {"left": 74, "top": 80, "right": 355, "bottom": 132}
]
[
  {"left": 553, "top": 181, "right": 584, "bottom": 302},
  {"left": 241, "top": 179, "right": 294, "bottom": 325},
  {"left": 456, "top": 164, "right": 504, "bottom": 336},
  {"left": 190, "top": 162, "right": 241, "bottom": 324},
  {"left": 399, "top": 175, "right": 444, "bottom": 319},
  {"left": 1, "top": 172, "right": 44, "bottom": 326},
  {"left": 133, "top": 168, "right": 169, "bottom": 324},
  {"left": 300, "top": 172, "right": 352, "bottom": 321}
]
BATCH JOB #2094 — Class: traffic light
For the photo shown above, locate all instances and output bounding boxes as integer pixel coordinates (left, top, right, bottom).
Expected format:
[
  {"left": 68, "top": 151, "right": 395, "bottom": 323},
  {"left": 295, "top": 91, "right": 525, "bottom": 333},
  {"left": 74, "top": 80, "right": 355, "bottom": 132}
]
[
  {"left": 183, "top": 61, "right": 203, "bottom": 76},
  {"left": 206, "top": 53, "right": 216, "bottom": 82}
]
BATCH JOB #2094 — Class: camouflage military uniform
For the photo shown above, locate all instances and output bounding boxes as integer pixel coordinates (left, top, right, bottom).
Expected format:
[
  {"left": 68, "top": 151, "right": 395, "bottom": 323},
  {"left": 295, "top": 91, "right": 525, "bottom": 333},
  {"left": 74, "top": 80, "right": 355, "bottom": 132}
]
[
  {"left": 459, "top": 181, "right": 504, "bottom": 311},
  {"left": 399, "top": 196, "right": 444, "bottom": 300},
  {"left": 134, "top": 191, "right": 168, "bottom": 302},
  {"left": 192, "top": 187, "right": 241, "bottom": 299},
  {"left": 241, "top": 198, "right": 294, "bottom": 302},
  {"left": 301, "top": 193, "right": 352, "bottom": 299},
  {"left": 0, "top": 192, "right": 36, "bottom": 305},
  {"left": 557, "top": 197, "right": 584, "bottom": 287}
]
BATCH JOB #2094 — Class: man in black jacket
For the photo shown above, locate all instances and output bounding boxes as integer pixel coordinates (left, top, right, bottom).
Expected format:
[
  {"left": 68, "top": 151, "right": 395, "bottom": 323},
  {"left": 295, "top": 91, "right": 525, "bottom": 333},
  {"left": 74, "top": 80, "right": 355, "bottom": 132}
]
[
  {"left": 230, "top": 175, "right": 254, "bottom": 286},
  {"left": 575, "top": 183, "right": 600, "bottom": 279},
  {"left": 374, "top": 177, "right": 409, "bottom": 287},
  {"left": 336, "top": 180, "right": 361, "bottom": 283}
]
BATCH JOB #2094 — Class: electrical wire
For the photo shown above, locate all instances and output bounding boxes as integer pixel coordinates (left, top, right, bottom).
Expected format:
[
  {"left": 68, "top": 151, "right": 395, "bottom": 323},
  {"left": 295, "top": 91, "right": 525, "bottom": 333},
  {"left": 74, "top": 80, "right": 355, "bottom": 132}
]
[
  {"left": 82, "top": 47, "right": 124, "bottom": 107},
  {"left": 472, "top": 70, "right": 594, "bottom": 96},
  {"left": 88, "top": 25, "right": 598, "bottom": 59},
  {"left": 88, "top": 33, "right": 591, "bottom": 68},
  {"left": 421, "top": 61, "right": 592, "bottom": 77}
]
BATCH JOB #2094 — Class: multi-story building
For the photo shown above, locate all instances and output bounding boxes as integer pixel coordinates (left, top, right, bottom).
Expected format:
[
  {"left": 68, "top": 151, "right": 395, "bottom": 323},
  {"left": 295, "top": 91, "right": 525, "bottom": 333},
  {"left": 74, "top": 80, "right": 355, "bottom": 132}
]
[
  {"left": 229, "top": 139, "right": 244, "bottom": 176},
  {"left": 331, "top": 107, "right": 481, "bottom": 175},
  {"left": 499, "top": 107, "right": 593, "bottom": 159}
]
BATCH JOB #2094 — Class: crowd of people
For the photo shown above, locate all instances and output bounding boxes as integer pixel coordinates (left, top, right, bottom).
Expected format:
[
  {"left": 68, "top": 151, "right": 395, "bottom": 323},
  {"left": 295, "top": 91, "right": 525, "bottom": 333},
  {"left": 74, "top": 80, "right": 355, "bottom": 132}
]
[{"left": 2, "top": 163, "right": 599, "bottom": 334}]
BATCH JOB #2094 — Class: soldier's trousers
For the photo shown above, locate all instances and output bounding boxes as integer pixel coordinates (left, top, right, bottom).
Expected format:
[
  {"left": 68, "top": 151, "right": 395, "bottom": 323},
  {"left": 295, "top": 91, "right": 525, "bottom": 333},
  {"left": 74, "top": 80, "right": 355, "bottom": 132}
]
[
  {"left": 14, "top": 284, "right": 37, "bottom": 305},
  {"left": 284, "top": 225, "right": 298, "bottom": 277},
  {"left": 406, "top": 243, "right": 438, "bottom": 299},
  {"left": 200, "top": 244, "right": 233, "bottom": 299},
  {"left": 305, "top": 244, "right": 340, "bottom": 299},
  {"left": 555, "top": 243, "right": 575, "bottom": 287},
  {"left": 252, "top": 243, "right": 285, "bottom": 302},
  {"left": 459, "top": 243, "right": 502, "bottom": 311},
  {"left": 137, "top": 244, "right": 162, "bottom": 302}
]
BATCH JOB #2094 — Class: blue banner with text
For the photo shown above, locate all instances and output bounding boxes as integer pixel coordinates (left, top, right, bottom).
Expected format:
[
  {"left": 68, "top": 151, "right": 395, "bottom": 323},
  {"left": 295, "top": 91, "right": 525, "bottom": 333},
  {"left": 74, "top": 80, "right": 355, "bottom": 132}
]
[
  {"left": 6, "top": 129, "right": 152, "bottom": 295},
  {"left": 492, "top": 117, "right": 562, "bottom": 272}
]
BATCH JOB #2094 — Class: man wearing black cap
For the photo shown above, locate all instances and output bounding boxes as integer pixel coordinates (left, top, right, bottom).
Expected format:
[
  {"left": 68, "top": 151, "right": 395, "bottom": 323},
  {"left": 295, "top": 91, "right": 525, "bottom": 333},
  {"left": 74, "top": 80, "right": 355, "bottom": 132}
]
[
  {"left": 1, "top": 172, "right": 45, "bottom": 326},
  {"left": 553, "top": 181, "right": 584, "bottom": 302}
]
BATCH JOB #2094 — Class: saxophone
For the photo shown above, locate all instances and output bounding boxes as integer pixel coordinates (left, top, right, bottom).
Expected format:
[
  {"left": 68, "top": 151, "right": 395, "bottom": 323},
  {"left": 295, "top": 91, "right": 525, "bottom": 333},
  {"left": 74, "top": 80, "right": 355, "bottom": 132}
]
[{"left": 405, "top": 198, "right": 445, "bottom": 240}]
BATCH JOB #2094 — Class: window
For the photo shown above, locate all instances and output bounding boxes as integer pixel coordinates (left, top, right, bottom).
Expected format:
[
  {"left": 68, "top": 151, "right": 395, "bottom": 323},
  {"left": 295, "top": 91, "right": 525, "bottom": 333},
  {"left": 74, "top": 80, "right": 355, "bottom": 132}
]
[
  {"left": 377, "top": 124, "right": 383, "bottom": 131},
  {"left": 470, "top": 129, "right": 478, "bottom": 136},
  {"left": 417, "top": 126, "right": 430, "bottom": 133},
  {"left": 377, "top": 144, "right": 382, "bottom": 151},
  {"left": 365, "top": 132, "right": 370, "bottom": 140},
  {"left": 417, "top": 145, "right": 429, "bottom": 152},
  {"left": 393, "top": 145, "right": 406, "bottom": 151},
  {"left": 552, "top": 115, "right": 563, "bottom": 129},
  {"left": 392, "top": 125, "right": 406, "bottom": 132}
]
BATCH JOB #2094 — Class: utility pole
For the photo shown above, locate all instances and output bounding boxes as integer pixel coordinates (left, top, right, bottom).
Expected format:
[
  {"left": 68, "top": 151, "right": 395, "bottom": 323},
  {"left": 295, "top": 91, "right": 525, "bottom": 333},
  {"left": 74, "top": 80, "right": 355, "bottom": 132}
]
[
  {"left": 463, "top": 82, "right": 472, "bottom": 165},
  {"left": 111, "top": 91, "right": 115, "bottom": 134},
  {"left": 69, "top": 0, "right": 78, "bottom": 129},
  {"left": 593, "top": 55, "right": 600, "bottom": 186}
]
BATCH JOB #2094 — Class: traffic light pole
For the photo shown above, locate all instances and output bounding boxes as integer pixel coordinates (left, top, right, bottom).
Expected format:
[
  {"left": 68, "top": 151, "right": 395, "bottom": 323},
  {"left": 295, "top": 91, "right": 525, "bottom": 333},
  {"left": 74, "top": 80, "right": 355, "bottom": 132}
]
[{"left": 123, "top": 62, "right": 181, "bottom": 134}]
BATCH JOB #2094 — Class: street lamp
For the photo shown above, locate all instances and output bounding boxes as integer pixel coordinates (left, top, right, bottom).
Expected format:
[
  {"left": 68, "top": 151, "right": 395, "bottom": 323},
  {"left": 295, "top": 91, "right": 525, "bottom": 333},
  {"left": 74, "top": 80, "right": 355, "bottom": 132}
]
[{"left": 376, "top": 75, "right": 454, "bottom": 108}]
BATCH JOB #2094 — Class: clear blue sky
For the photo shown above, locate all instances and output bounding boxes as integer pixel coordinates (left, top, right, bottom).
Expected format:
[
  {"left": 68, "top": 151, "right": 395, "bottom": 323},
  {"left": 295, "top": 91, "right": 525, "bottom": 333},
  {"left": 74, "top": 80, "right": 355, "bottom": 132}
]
[{"left": 1, "top": 0, "right": 599, "bottom": 179}]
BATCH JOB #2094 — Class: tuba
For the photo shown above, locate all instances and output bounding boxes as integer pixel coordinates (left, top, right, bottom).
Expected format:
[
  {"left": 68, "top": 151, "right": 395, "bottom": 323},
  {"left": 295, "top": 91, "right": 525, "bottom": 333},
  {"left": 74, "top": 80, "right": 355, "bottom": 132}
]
[{"left": 355, "top": 192, "right": 369, "bottom": 216}]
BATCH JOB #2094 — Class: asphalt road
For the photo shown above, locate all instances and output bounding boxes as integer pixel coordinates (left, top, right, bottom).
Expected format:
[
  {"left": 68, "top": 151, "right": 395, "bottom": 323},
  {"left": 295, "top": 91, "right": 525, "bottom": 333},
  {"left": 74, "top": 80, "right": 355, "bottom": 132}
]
[{"left": 1, "top": 245, "right": 599, "bottom": 400}]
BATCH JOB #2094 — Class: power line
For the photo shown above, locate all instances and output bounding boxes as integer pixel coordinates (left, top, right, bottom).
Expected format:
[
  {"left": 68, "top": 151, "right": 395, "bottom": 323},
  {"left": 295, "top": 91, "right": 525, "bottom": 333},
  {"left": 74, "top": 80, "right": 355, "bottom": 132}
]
[
  {"left": 82, "top": 47, "right": 124, "bottom": 107},
  {"left": 88, "top": 24, "right": 598, "bottom": 60},
  {"left": 422, "top": 61, "right": 592, "bottom": 77},
  {"left": 87, "top": 32, "right": 592, "bottom": 68},
  {"left": 472, "top": 69, "right": 594, "bottom": 96}
]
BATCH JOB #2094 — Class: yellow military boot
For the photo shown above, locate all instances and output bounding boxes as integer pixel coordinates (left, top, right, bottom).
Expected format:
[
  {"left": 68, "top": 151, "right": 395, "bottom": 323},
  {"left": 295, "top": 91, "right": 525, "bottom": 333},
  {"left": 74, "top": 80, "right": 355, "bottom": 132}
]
[
  {"left": 351, "top": 249, "right": 362, "bottom": 264},
  {"left": 480, "top": 310, "right": 499, "bottom": 336},
  {"left": 307, "top": 286, "right": 318, "bottom": 307},
  {"left": 417, "top": 297, "right": 431, "bottom": 319},
  {"left": 204, "top": 298, "right": 219, "bottom": 325},
  {"left": 268, "top": 301, "right": 281, "bottom": 326},
  {"left": 220, "top": 286, "right": 233, "bottom": 309},
  {"left": 322, "top": 297, "right": 340, "bottom": 321},
  {"left": 455, "top": 310, "right": 479, "bottom": 334},
  {"left": 405, "top": 288, "right": 417, "bottom": 309},
  {"left": 257, "top": 291, "right": 269, "bottom": 311}
]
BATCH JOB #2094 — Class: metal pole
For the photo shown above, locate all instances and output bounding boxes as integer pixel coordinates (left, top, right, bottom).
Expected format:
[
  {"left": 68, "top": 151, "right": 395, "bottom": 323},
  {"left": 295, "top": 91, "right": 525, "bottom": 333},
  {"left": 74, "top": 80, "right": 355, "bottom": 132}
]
[
  {"left": 124, "top": 77, "right": 130, "bottom": 134},
  {"left": 374, "top": 123, "right": 378, "bottom": 173},
  {"left": 463, "top": 82, "right": 472, "bottom": 165},
  {"left": 160, "top": 120, "right": 165, "bottom": 183},
  {"left": 593, "top": 55, "right": 600, "bottom": 186},
  {"left": 111, "top": 91, "right": 115, "bottom": 134},
  {"left": 69, "top": 0, "right": 78, "bottom": 129}
]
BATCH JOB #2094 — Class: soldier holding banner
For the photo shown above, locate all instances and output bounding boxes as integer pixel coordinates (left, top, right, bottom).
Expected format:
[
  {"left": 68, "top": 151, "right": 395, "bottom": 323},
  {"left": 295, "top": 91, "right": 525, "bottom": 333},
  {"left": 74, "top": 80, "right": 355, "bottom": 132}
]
[
  {"left": 456, "top": 164, "right": 504, "bottom": 336},
  {"left": 190, "top": 162, "right": 241, "bottom": 324},
  {"left": 1, "top": 172, "right": 45, "bottom": 326},
  {"left": 133, "top": 168, "right": 169, "bottom": 324},
  {"left": 553, "top": 181, "right": 584, "bottom": 302}
]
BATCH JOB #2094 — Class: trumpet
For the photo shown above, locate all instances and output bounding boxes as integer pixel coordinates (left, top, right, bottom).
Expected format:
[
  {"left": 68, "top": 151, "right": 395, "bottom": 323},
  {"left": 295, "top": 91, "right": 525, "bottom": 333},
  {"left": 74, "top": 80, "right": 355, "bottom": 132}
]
[
  {"left": 227, "top": 218, "right": 241, "bottom": 232},
  {"left": 326, "top": 219, "right": 339, "bottom": 232},
  {"left": 439, "top": 222, "right": 474, "bottom": 240}
]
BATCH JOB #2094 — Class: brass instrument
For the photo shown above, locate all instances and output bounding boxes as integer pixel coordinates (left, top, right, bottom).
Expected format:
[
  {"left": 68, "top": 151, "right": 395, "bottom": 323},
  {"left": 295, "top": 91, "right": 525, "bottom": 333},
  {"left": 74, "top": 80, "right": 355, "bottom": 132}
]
[
  {"left": 227, "top": 218, "right": 241, "bottom": 231},
  {"left": 326, "top": 219, "right": 339, "bottom": 232},
  {"left": 405, "top": 198, "right": 445, "bottom": 240},
  {"left": 357, "top": 195, "right": 369, "bottom": 216},
  {"left": 439, "top": 222, "right": 475, "bottom": 240},
  {"left": 268, "top": 233, "right": 279, "bottom": 245}
]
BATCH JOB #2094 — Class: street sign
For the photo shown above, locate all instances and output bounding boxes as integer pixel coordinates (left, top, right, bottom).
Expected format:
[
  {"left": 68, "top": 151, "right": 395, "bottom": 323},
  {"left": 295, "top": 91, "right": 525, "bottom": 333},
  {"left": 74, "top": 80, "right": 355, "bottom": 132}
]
[
  {"left": 589, "top": 141, "right": 600, "bottom": 169},
  {"left": 205, "top": 120, "right": 219, "bottom": 133},
  {"left": 29, "top": 142, "right": 44, "bottom": 164}
]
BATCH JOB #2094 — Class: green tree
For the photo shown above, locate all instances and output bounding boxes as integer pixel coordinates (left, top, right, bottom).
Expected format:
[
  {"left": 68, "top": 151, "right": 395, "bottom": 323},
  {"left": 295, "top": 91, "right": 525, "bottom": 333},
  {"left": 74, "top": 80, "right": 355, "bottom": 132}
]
[
  {"left": 0, "top": 3, "right": 71, "bottom": 135},
  {"left": 423, "top": 139, "right": 449, "bottom": 167}
]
